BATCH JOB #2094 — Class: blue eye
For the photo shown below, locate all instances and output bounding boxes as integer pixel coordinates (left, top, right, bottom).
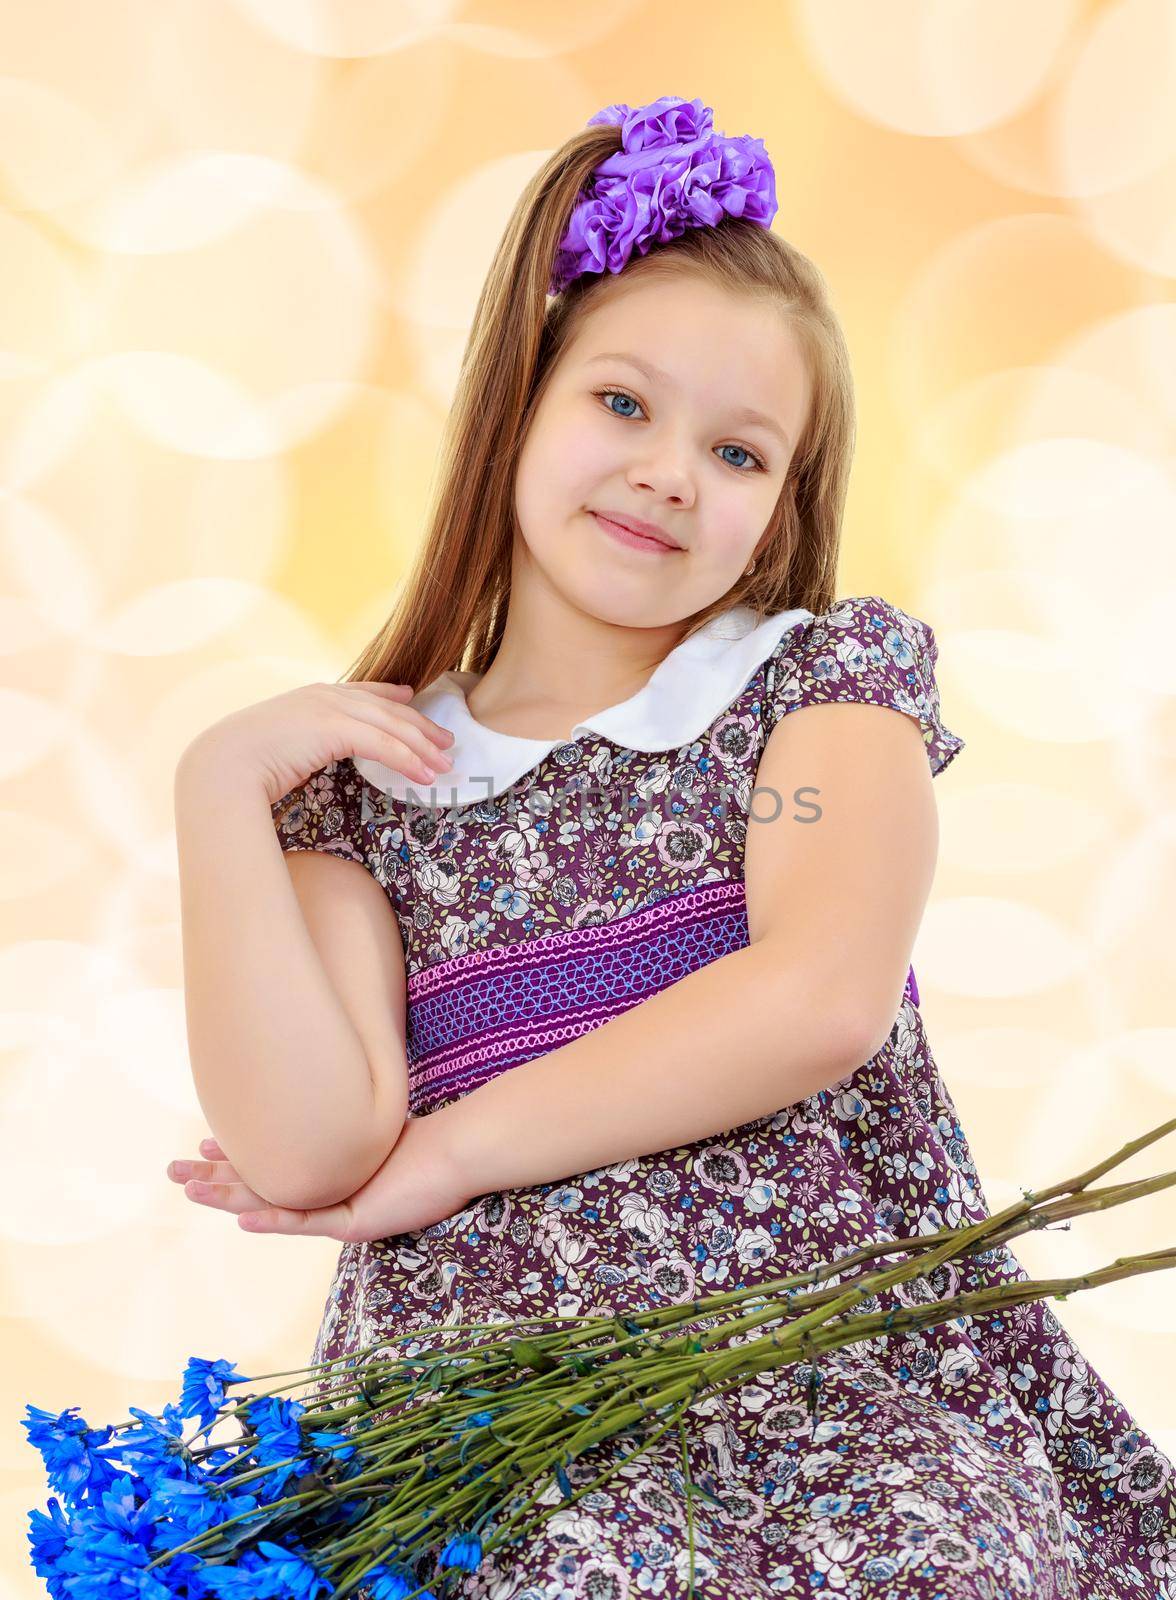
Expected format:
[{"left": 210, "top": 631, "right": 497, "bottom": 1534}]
[
  {"left": 592, "top": 387, "right": 768, "bottom": 474},
  {"left": 603, "top": 391, "right": 638, "bottom": 418}
]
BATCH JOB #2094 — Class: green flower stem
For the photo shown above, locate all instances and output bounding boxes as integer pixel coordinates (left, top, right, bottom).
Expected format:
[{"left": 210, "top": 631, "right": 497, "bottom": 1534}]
[
  {"left": 268, "top": 1172, "right": 1176, "bottom": 1560},
  {"left": 144, "top": 1115, "right": 1175, "bottom": 1587},
  {"left": 678, "top": 1416, "right": 698, "bottom": 1599},
  {"left": 480, "top": 1375, "right": 710, "bottom": 1555},
  {"left": 245, "top": 1112, "right": 1176, "bottom": 1438},
  {"left": 674, "top": 1160, "right": 1176, "bottom": 1361},
  {"left": 484, "top": 1238, "right": 1176, "bottom": 1558}
]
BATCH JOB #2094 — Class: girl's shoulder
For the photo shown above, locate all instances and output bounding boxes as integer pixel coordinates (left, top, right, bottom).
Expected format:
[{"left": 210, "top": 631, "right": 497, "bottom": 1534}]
[{"left": 760, "top": 593, "right": 964, "bottom": 778}]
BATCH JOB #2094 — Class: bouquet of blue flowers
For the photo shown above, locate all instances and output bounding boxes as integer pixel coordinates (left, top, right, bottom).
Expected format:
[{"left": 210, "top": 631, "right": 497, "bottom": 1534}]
[{"left": 24, "top": 1116, "right": 1175, "bottom": 1600}]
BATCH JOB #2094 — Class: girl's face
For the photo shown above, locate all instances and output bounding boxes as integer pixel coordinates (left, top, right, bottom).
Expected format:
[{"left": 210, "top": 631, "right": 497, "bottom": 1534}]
[{"left": 512, "top": 273, "right": 812, "bottom": 629}]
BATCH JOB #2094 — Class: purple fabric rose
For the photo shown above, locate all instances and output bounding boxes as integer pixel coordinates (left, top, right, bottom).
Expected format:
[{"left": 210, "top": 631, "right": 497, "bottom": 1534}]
[{"left": 549, "top": 95, "right": 778, "bottom": 295}]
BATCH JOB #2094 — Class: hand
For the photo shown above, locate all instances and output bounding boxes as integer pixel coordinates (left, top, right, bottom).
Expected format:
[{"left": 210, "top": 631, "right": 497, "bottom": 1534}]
[
  {"left": 177, "top": 677, "right": 456, "bottom": 811},
  {"left": 166, "top": 1114, "right": 474, "bottom": 1241}
]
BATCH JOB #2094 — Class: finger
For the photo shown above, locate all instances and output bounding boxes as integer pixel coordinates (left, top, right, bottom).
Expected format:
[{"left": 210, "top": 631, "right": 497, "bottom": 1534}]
[
  {"left": 341, "top": 685, "right": 455, "bottom": 758},
  {"left": 400, "top": 704, "right": 455, "bottom": 746},
  {"left": 355, "top": 682, "right": 449, "bottom": 738},
  {"left": 181, "top": 1176, "right": 272, "bottom": 1213},
  {"left": 238, "top": 1203, "right": 354, "bottom": 1240},
  {"left": 374, "top": 709, "right": 456, "bottom": 769},
  {"left": 168, "top": 1157, "right": 234, "bottom": 1183},
  {"left": 168, "top": 1157, "right": 249, "bottom": 1195},
  {"left": 336, "top": 714, "right": 453, "bottom": 785},
  {"left": 199, "top": 1137, "right": 226, "bottom": 1159},
  {"left": 366, "top": 729, "right": 453, "bottom": 787}
]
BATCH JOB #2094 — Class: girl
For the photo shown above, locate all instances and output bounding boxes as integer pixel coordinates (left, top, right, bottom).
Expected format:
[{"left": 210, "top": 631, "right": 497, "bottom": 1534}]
[{"left": 171, "top": 97, "right": 1175, "bottom": 1599}]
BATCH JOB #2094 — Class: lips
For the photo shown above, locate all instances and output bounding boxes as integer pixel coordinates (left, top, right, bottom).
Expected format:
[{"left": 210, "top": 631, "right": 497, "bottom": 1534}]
[{"left": 591, "top": 510, "right": 682, "bottom": 551}]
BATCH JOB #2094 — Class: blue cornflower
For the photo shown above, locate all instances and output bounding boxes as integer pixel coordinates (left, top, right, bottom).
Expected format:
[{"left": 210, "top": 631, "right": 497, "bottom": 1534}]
[
  {"left": 179, "top": 1356, "right": 247, "bottom": 1431},
  {"left": 437, "top": 1531, "right": 483, "bottom": 1572}
]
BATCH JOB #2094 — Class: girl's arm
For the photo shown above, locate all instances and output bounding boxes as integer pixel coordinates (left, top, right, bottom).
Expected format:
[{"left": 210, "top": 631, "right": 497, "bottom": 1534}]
[
  {"left": 174, "top": 743, "right": 409, "bottom": 1211},
  {"left": 437, "top": 699, "right": 939, "bottom": 1195}
]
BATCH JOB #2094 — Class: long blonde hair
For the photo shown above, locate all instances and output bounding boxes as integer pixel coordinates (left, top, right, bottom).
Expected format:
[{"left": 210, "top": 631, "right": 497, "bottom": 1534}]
[{"left": 340, "top": 120, "right": 856, "bottom": 693}]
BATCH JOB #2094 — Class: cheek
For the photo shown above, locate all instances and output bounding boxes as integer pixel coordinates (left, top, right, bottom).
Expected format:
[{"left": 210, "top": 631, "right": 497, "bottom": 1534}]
[
  {"left": 695, "top": 507, "right": 761, "bottom": 566},
  {"left": 518, "top": 406, "right": 611, "bottom": 508},
  {"left": 555, "top": 412, "right": 618, "bottom": 496}
]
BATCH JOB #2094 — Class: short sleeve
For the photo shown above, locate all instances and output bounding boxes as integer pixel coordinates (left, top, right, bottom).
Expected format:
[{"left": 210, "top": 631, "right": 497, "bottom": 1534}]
[
  {"left": 761, "top": 594, "right": 965, "bottom": 777},
  {"left": 270, "top": 756, "right": 368, "bottom": 866}
]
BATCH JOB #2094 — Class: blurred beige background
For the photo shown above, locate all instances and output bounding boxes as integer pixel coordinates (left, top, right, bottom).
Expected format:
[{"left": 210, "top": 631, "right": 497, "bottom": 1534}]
[{"left": 2, "top": 0, "right": 1174, "bottom": 1590}]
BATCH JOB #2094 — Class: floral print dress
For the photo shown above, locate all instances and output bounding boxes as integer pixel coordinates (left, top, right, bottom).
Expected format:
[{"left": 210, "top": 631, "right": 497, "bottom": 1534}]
[{"left": 271, "top": 594, "right": 1175, "bottom": 1600}]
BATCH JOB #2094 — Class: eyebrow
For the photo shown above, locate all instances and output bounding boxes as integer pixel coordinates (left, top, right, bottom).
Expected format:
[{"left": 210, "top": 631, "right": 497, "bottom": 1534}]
[{"left": 584, "top": 351, "right": 791, "bottom": 449}]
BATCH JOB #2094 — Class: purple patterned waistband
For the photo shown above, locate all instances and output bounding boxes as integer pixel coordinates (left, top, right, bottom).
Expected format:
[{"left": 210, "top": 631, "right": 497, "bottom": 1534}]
[{"left": 405, "top": 877, "right": 920, "bottom": 1115}]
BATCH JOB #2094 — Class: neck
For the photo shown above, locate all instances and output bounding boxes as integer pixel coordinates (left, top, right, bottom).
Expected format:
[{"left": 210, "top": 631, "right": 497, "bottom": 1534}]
[{"left": 469, "top": 584, "right": 692, "bottom": 734}]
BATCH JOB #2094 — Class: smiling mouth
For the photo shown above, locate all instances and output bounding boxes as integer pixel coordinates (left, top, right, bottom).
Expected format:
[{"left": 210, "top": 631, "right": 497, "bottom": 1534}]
[{"left": 591, "top": 511, "right": 682, "bottom": 554}]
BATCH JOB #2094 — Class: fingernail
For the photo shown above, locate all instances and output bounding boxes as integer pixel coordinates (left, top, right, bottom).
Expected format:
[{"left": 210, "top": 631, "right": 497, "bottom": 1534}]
[{"left": 171, "top": 1162, "right": 191, "bottom": 1178}]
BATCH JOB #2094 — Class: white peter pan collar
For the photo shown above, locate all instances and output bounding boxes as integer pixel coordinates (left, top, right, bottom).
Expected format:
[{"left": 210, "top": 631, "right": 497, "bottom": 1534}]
[{"left": 353, "top": 602, "right": 814, "bottom": 809}]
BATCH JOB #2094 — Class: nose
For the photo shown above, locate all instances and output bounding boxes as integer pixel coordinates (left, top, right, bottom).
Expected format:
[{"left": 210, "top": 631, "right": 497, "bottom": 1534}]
[{"left": 627, "top": 462, "right": 695, "bottom": 509}]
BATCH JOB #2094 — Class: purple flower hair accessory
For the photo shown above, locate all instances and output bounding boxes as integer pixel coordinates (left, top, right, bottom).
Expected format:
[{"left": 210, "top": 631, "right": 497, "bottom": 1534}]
[{"left": 549, "top": 95, "right": 778, "bottom": 296}]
